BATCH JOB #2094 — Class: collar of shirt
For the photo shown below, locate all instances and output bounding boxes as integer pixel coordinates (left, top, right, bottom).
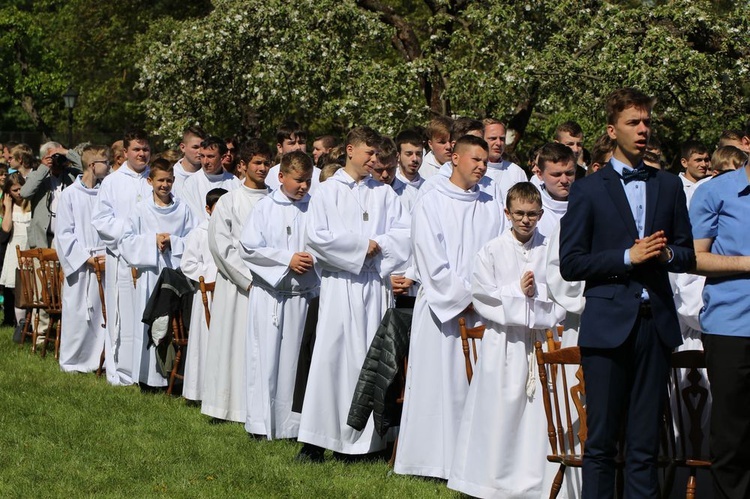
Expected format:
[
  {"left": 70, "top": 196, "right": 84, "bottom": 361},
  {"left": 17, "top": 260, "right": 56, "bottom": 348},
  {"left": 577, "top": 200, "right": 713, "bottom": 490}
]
[{"left": 731, "top": 166, "right": 750, "bottom": 196}]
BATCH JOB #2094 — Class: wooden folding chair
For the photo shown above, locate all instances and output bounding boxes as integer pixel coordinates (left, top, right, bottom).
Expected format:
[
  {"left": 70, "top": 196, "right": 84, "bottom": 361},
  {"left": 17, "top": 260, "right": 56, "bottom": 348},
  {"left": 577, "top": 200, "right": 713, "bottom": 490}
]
[
  {"left": 663, "top": 350, "right": 711, "bottom": 499},
  {"left": 458, "top": 317, "right": 485, "bottom": 384},
  {"left": 534, "top": 341, "right": 587, "bottom": 499},
  {"left": 93, "top": 257, "right": 107, "bottom": 377},
  {"left": 16, "top": 246, "right": 45, "bottom": 352},
  {"left": 198, "top": 276, "right": 215, "bottom": 328},
  {"left": 166, "top": 308, "right": 188, "bottom": 396},
  {"left": 35, "top": 248, "right": 63, "bottom": 360}
]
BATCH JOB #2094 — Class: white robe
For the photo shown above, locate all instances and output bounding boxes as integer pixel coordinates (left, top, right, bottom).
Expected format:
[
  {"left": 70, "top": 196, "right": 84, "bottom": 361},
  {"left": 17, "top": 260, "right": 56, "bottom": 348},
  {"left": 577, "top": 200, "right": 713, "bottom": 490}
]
[
  {"left": 536, "top": 185, "right": 568, "bottom": 240},
  {"left": 240, "top": 188, "right": 320, "bottom": 439},
  {"left": 201, "top": 184, "right": 269, "bottom": 422},
  {"left": 297, "top": 168, "right": 411, "bottom": 454},
  {"left": 419, "top": 150, "right": 442, "bottom": 179},
  {"left": 395, "top": 169, "right": 425, "bottom": 189},
  {"left": 418, "top": 162, "right": 505, "bottom": 206},
  {"left": 394, "top": 179, "right": 505, "bottom": 479},
  {"left": 172, "top": 159, "right": 198, "bottom": 199},
  {"left": 266, "top": 164, "right": 322, "bottom": 193},
  {"left": 120, "top": 195, "right": 195, "bottom": 387},
  {"left": 448, "top": 229, "right": 565, "bottom": 498},
  {"left": 54, "top": 178, "right": 106, "bottom": 373},
  {"left": 181, "top": 169, "right": 240, "bottom": 222},
  {"left": 485, "top": 160, "right": 528, "bottom": 203},
  {"left": 179, "top": 219, "right": 217, "bottom": 401},
  {"left": 390, "top": 177, "right": 420, "bottom": 214},
  {"left": 92, "top": 162, "right": 152, "bottom": 386}
]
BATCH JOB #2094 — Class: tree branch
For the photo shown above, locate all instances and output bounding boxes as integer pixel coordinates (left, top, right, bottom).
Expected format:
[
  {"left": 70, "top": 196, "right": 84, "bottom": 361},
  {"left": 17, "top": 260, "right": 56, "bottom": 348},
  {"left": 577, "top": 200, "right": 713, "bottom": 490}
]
[{"left": 355, "top": 0, "right": 422, "bottom": 61}]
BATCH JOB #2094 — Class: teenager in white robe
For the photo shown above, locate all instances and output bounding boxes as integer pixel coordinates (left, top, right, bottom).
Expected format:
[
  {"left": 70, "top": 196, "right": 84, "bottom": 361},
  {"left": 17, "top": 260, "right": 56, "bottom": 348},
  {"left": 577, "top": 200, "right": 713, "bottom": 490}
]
[
  {"left": 448, "top": 187, "right": 565, "bottom": 498},
  {"left": 119, "top": 165, "right": 195, "bottom": 387},
  {"left": 395, "top": 136, "right": 505, "bottom": 479},
  {"left": 201, "top": 139, "right": 272, "bottom": 422},
  {"left": 181, "top": 168, "right": 240, "bottom": 222},
  {"left": 55, "top": 147, "right": 111, "bottom": 373},
  {"left": 240, "top": 154, "right": 319, "bottom": 439},
  {"left": 92, "top": 135, "right": 153, "bottom": 386},
  {"left": 266, "top": 163, "right": 321, "bottom": 193},
  {"left": 297, "top": 127, "right": 411, "bottom": 456},
  {"left": 179, "top": 188, "right": 225, "bottom": 401}
]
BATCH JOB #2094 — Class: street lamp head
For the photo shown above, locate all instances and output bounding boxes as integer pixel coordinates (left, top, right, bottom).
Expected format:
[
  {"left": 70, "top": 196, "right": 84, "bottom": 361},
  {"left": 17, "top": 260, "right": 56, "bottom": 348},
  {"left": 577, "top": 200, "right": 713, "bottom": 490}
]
[{"left": 63, "top": 86, "right": 79, "bottom": 109}]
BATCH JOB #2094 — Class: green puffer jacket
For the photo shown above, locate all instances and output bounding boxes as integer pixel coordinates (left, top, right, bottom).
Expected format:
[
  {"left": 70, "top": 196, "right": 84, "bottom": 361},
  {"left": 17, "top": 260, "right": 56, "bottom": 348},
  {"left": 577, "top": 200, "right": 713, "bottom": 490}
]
[{"left": 347, "top": 308, "right": 412, "bottom": 437}]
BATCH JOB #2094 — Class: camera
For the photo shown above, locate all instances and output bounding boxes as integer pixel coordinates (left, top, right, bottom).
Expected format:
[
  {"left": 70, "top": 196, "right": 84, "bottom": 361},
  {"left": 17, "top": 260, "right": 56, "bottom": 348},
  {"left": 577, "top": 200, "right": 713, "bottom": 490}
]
[{"left": 51, "top": 153, "right": 69, "bottom": 169}]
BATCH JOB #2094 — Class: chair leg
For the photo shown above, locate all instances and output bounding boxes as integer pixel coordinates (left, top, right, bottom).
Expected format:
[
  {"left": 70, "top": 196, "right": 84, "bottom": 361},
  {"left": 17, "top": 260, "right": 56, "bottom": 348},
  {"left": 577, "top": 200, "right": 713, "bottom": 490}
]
[
  {"left": 549, "top": 464, "right": 565, "bottom": 499},
  {"left": 167, "top": 347, "right": 182, "bottom": 396},
  {"left": 41, "top": 320, "right": 51, "bottom": 359},
  {"left": 388, "top": 435, "right": 399, "bottom": 467},
  {"left": 19, "top": 309, "right": 32, "bottom": 349},
  {"left": 686, "top": 470, "right": 697, "bottom": 499},
  {"left": 31, "top": 310, "right": 40, "bottom": 354},
  {"left": 54, "top": 318, "right": 61, "bottom": 360}
]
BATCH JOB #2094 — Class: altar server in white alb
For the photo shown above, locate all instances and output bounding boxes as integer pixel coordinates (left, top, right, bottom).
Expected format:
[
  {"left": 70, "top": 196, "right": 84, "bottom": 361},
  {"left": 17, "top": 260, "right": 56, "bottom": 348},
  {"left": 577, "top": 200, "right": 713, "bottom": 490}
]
[
  {"left": 54, "top": 145, "right": 111, "bottom": 373},
  {"left": 180, "top": 136, "right": 240, "bottom": 222},
  {"left": 395, "top": 135, "right": 505, "bottom": 479},
  {"left": 119, "top": 159, "right": 195, "bottom": 387},
  {"left": 179, "top": 187, "right": 227, "bottom": 402},
  {"left": 266, "top": 121, "right": 321, "bottom": 192},
  {"left": 448, "top": 182, "right": 565, "bottom": 498},
  {"left": 534, "top": 142, "right": 577, "bottom": 239},
  {"left": 482, "top": 118, "right": 528, "bottom": 200},
  {"left": 240, "top": 151, "right": 320, "bottom": 440},
  {"left": 201, "top": 139, "right": 271, "bottom": 422},
  {"left": 171, "top": 126, "right": 207, "bottom": 198},
  {"left": 92, "top": 129, "right": 153, "bottom": 386},
  {"left": 296, "top": 127, "right": 411, "bottom": 461}
]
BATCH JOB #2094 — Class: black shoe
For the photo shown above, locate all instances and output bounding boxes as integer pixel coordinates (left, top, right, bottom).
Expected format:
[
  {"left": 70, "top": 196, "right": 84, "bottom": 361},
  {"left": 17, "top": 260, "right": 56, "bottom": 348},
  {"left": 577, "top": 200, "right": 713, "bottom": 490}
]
[{"left": 295, "top": 444, "right": 325, "bottom": 463}]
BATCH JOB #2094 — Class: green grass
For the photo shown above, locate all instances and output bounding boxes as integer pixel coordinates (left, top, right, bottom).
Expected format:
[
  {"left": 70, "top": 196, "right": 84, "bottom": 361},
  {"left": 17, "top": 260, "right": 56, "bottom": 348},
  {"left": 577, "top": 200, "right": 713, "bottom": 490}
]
[{"left": 0, "top": 324, "right": 457, "bottom": 498}]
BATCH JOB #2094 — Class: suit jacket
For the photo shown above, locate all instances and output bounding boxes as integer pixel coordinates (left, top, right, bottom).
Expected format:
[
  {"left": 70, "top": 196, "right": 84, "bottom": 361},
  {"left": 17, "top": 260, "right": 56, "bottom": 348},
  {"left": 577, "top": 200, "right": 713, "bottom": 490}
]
[
  {"left": 559, "top": 164, "right": 695, "bottom": 349},
  {"left": 20, "top": 160, "right": 80, "bottom": 249}
]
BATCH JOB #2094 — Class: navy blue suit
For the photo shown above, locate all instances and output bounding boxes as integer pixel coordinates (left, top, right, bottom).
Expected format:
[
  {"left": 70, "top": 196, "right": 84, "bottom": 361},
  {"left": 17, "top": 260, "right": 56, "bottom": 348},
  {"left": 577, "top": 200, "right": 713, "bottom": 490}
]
[{"left": 560, "top": 164, "right": 694, "bottom": 498}]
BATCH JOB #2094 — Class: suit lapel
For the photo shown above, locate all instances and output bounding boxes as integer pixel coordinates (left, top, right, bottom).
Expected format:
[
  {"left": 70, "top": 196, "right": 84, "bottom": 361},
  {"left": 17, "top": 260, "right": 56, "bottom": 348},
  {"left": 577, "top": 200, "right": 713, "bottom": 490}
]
[
  {"left": 602, "top": 164, "right": 639, "bottom": 240},
  {"left": 644, "top": 167, "right": 660, "bottom": 235}
]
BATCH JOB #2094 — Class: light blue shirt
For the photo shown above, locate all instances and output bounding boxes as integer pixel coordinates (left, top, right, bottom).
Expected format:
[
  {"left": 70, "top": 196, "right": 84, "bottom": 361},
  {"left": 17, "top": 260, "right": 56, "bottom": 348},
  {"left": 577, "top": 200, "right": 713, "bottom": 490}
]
[
  {"left": 610, "top": 157, "right": 649, "bottom": 301},
  {"left": 689, "top": 167, "right": 750, "bottom": 337}
]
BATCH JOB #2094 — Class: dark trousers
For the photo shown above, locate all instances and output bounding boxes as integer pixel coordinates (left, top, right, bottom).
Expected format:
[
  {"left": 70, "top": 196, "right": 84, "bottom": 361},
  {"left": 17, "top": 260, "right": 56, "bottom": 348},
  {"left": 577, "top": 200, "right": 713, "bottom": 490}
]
[
  {"left": 703, "top": 333, "right": 750, "bottom": 499},
  {"left": 581, "top": 311, "right": 670, "bottom": 499}
]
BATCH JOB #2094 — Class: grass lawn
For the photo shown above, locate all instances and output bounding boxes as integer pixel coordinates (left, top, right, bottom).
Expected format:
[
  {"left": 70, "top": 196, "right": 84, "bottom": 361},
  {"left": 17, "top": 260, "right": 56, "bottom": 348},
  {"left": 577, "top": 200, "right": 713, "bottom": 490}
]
[{"left": 0, "top": 323, "right": 457, "bottom": 498}]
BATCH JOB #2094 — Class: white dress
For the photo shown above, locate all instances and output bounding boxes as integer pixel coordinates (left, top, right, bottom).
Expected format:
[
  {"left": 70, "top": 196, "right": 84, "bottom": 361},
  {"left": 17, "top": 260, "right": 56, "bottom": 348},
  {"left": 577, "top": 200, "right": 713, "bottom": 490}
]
[
  {"left": 92, "top": 162, "right": 152, "bottom": 386},
  {"left": 240, "top": 188, "right": 320, "bottom": 439},
  {"left": 54, "top": 178, "right": 107, "bottom": 373},
  {"left": 201, "top": 184, "right": 268, "bottom": 422},
  {"left": 297, "top": 169, "right": 411, "bottom": 454},
  {"left": 180, "top": 169, "right": 240, "bottom": 222},
  {"left": 485, "top": 160, "right": 528, "bottom": 203},
  {"left": 120, "top": 195, "right": 195, "bottom": 387},
  {"left": 448, "top": 229, "right": 565, "bottom": 498},
  {"left": 179, "top": 219, "right": 217, "bottom": 401},
  {"left": 394, "top": 179, "right": 505, "bottom": 479},
  {"left": 0, "top": 205, "right": 30, "bottom": 287}
]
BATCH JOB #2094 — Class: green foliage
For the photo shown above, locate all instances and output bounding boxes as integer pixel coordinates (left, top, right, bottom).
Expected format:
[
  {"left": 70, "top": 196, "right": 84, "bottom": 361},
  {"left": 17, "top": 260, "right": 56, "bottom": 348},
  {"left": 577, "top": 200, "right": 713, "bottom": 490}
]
[{"left": 0, "top": 329, "right": 457, "bottom": 497}]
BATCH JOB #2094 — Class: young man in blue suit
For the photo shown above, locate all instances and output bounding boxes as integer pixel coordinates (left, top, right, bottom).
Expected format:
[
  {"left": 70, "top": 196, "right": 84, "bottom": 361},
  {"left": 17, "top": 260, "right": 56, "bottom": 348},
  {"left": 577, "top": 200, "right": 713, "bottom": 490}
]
[{"left": 559, "top": 88, "right": 695, "bottom": 498}]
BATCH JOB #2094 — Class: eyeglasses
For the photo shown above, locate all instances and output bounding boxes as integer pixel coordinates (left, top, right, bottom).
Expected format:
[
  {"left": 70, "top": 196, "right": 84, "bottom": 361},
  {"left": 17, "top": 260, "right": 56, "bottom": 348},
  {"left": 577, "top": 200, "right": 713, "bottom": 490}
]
[
  {"left": 509, "top": 209, "right": 543, "bottom": 221},
  {"left": 91, "top": 160, "right": 112, "bottom": 167}
]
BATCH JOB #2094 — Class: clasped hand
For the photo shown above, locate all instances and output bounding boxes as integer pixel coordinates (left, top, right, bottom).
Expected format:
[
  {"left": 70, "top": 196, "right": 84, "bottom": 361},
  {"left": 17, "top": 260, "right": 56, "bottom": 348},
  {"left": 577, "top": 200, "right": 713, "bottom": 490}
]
[{"left": 629, "top": 230, "right": 671, "bottom": 265}]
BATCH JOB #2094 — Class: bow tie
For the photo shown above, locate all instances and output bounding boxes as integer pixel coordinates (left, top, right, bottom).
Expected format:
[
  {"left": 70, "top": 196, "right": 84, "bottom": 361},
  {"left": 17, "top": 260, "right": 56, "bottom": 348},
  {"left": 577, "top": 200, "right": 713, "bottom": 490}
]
[{"left": 622, "top": 167, "right": 649, "bottom": 183}]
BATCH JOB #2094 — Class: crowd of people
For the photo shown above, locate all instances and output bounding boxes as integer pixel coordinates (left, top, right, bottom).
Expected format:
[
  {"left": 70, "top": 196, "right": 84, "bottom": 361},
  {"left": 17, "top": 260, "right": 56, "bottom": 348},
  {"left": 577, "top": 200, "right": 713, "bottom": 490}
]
[{"left": 2, "top": 86, "right": 750, "bottom": 498}]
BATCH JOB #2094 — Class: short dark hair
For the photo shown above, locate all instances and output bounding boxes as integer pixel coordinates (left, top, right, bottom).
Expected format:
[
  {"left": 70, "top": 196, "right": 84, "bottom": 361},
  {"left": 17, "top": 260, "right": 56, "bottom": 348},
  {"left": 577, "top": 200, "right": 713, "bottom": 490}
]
[
  {"left": 182, "top": 126, "right": 207, "bottom": 142},
  {"left": 537, "top": 142, "right": 576, "bottom": 172},
  {"left": 680, "top": 140, "right": 708, "bottom": 161},
  {"left": 506, "top": 181, "right": 542, "bottom": 209},
  {"left": 589, "top": 133, "right": 616, "bottom": 167},
  {"left": 453, "top": 134, "right": 489, "bottom": 155},
  {"left": 395, "top": 130, "right": 424, "bottom": 153},
  {"left": 450, "top": 117, "right": 484, "bottom": 143},
  {"left": 280, "top": 150, "right": 314, "bottom": 175},
  {"left": 276, "top": 120, "right": 307, "bottom": 145},
  {"left": 123, "top": 129, "right": 149, "bottom": 150},
  {"left": 376, "top": 137, "right": 398, "bottom": 165},
  {"left": 200, "top": 136, "right": 228, "bottom": 156},
  {"left": 206, "top": 188, "right": 228, "bottom": 209},
  {"left": 718, "top": 130, "right": 744, "bottom": 148},
  {"left": 238, "top": 138, "right": 272, "bottom": 164},
  {"left": 346, "top": 126, "right": 381, "bottom": 148},
  {"left": 148, "top": 158, "right": 174, "bottom": 178},
  {"left": 314, "top": 135, "right": 340, "bottom": 149},
  {"left": 605, "top": 88, "right": 655, "bottom": 125},
  {"left": 554, "top": 121, "right": 583, "bottom": 140}
]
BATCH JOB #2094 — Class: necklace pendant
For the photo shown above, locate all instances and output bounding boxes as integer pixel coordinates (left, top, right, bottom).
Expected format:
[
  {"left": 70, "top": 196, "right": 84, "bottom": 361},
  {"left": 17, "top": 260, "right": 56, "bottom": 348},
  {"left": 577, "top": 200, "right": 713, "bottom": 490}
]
[
  {"left": 363, "top": 212, "right": 369, "bottom": 222},
  {"left": 286, "top": 226, "right": 292, "bottom": 235}
]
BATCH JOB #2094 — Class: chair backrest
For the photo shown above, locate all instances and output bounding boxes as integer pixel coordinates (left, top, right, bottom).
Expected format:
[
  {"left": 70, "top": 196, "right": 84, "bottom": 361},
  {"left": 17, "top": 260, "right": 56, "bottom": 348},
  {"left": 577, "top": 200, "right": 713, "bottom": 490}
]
[
  {"left": 35, "top": 248, "right": 63, "bottom": 313},
  {"left": 534, "top": 341, "right": 587, "bottom": 460},
  {"left": 665, "top": 349, "right": 710, "bottom": 462},
  {"left": 16, "top": 246, "right": 43, "bottom": 309},
  {"left": 92, "top": 257, "right": 107, "bottom": 327},
  {"left": 198, "top": 276, "right": 215, "bottom": 328},
  {"left": 458, "top": 317, "right": 485, "bottom": 384}
]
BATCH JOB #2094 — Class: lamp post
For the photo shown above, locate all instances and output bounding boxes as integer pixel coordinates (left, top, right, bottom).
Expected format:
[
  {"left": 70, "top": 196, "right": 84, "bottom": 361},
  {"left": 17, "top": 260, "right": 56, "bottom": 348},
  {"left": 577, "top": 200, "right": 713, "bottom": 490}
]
[{"left": 62, "top": 86, "right": 79, "bottom": 147}]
